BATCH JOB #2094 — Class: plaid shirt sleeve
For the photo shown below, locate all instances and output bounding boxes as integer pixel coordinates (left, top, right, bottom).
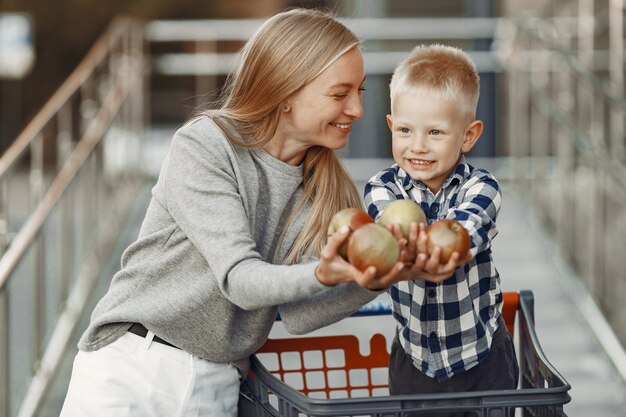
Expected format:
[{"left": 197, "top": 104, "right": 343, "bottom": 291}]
[
  {"left": 445, "top": 169, "right": 501, "bottom": 256},
  {"left": 363, "top": 166, "right": 406, "bottom": 221}
]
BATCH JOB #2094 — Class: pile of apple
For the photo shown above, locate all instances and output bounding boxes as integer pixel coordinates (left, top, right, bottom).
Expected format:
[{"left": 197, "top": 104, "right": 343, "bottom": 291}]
[{"left": 327, "top": 200, "right": 470, "bottom": 277}]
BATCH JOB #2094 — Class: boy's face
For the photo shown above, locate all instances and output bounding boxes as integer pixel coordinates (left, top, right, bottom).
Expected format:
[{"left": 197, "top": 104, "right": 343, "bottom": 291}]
[{"left": 387, "top": 91, "right": 483, "bottom": 194}]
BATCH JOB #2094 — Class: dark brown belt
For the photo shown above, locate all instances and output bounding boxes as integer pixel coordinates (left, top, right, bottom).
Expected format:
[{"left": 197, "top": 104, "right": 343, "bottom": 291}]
[{"left": 128, "top": 323, "right": 180, "bottom": 349}]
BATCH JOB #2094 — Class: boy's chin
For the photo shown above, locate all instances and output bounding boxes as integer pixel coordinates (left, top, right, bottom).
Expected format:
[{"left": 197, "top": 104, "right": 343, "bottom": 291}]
[{"left": 401, "top": 165, "right": 430, "bottom": 178}]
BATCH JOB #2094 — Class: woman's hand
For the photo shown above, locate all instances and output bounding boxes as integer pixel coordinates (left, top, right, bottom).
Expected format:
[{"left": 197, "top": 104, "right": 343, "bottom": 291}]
[{"left": 315, "top": 226, "right": 405, "bottom": 289}]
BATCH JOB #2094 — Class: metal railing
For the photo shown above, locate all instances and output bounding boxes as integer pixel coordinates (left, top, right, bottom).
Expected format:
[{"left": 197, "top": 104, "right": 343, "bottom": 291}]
[
  {"left": 0, "top": 17, "right": 146, "bottom": 417},
  {"left": 145, "top": 16, "right": 503, "bottom": 145},
  {"left": 498, "top": 12, "right": 626, "bottom": 380},
  {"left": 147, "top": 16, "right": 502, "bottom": 77}
]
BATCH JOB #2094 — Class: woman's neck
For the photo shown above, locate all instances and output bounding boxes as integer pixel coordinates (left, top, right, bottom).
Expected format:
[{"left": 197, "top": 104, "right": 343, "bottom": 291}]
[{"left": 263, "top": 133, "right": 308, "bottom": 166}]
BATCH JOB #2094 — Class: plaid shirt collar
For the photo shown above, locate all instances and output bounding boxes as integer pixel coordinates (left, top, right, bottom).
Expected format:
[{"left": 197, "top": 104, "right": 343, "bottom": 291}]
[{"left": 397, "top": 155, "right": 469, "bottom": 194}]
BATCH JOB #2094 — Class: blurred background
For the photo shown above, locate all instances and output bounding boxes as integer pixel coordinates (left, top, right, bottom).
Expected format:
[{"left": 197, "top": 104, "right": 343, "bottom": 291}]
[
  {"left": 1, "top": 0, "right": 541, "bottom": 157},
  {"left": 1, "top": 0, "right": 626, "bottom": 416}
]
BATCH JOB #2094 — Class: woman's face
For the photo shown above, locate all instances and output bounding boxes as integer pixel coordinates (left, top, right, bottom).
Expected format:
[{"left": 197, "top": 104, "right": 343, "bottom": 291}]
[{"left": 272, "top": 47, "right": 365, "bottom": 165}]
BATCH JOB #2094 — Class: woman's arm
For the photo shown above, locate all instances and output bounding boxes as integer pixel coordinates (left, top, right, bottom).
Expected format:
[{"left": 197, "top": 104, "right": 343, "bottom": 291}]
[
  {"left": 161, "top": 119, "right": 397, "bottom": 310},
  {"left": 278, "top": 284, "right": 382, "bottom": 335}
]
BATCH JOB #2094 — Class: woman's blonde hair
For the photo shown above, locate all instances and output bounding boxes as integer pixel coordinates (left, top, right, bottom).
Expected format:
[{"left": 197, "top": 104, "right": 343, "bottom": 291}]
[
  {"left": 389, "top": 44, "right": 480, "bottom": 121},
  {"left": 204, "top": 8, "right": 363, "bottom": 264}
]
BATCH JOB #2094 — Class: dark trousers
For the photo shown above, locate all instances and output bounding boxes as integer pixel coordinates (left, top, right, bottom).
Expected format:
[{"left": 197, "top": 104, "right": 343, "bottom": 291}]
[{"left": 388, "top": 321, "right": 519, "bottom": 417}]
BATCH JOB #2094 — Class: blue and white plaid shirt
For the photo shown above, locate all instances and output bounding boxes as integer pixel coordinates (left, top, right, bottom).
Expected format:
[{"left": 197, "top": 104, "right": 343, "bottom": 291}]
[{"left": 364, "top": 156, "right": 503, "bottom": 382}]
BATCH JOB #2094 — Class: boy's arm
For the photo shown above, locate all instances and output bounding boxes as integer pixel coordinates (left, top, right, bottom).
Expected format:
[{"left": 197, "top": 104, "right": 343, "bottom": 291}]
[
  {"left": 363, "top": 171, "right": 405, "bottom": 220},
  {"left": 445, "top": 171, "right": 501, "bottom": 255}
]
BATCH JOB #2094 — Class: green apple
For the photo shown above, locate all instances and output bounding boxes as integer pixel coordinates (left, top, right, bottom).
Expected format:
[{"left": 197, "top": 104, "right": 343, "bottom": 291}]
[{"left": 378, "top": 199, "right": 426, "bottom": 238}]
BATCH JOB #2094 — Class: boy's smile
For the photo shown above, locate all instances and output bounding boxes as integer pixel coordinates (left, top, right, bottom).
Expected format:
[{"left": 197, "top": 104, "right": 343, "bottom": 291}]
[
  {"left": 387, "top": 91, "right": 482, "bottom": 194},
  {"left": 407, "top": 158, "right": 434, "bottom": 169}
]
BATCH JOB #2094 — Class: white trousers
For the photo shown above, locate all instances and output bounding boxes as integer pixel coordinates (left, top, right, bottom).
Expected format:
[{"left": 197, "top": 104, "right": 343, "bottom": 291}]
[{"left": 60, "top": 331, "right": 241, "bottom": 417}]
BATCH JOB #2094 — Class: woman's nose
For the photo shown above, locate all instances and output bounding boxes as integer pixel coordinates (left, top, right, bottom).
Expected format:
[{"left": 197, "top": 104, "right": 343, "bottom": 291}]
[{"left": 345, "top": 93, "right": 363, "bottom": 119}]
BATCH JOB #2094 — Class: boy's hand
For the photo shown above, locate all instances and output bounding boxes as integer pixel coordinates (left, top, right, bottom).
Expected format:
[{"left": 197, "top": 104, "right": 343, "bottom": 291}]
[
  {"left": 388, "top": 222, "right": 428, "bottom": 279},
  {"left": 389, "top": 222, "right": 421, "bottom": 264},
  {"left": 416, "top": 230, "right": 474, "bottom": 283},
  {"left": 387, "top": 224, "right": 474, "bottom": 283}
]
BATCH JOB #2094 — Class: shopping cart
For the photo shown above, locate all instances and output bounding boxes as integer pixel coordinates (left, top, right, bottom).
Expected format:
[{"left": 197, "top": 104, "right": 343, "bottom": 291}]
[{"left": 238, "top": 290, "right": 571, "bottom": 416}]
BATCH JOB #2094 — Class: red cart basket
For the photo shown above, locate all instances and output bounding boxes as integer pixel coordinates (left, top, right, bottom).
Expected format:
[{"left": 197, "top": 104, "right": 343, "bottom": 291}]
[{"left": 239, "top": 290, "right": 571, "bottom": 416}]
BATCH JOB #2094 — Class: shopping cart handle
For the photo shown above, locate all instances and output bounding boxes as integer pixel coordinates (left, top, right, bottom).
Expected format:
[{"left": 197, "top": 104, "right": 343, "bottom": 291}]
[
  {"left": 275, "top": 298, "right": 392, "bottom": 321},
  {"left": 352, "top": 299, "right": 392, "bottom": 316}
]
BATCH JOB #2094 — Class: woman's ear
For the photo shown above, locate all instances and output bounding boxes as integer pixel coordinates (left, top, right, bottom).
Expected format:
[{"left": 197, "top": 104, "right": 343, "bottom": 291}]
[
  {"left": 282, "top": 100, "right": 291, "bottom": 113},
  {"left": 461, "top": 120, "right": 483, "bottom": 153}
]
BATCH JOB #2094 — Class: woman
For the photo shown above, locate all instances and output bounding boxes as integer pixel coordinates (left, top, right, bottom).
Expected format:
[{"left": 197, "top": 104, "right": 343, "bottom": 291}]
[{"left": 60, "top": 8, "right": 406, "bottom": 417}]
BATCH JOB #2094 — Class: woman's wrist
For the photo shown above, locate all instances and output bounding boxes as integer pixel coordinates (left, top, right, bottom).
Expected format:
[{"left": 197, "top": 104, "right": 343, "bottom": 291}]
[{"left": 314, "top": 264, "right": 337, "bottom": 287}]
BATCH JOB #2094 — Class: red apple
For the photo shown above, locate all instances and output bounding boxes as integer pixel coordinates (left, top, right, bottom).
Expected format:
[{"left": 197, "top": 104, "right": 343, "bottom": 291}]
[
  {"left": 426, "top": 219, "right": 470, "bottom": 263},
  {"left": 327, "top": 208, "right": 374, "bottom": 259},
  {"left": 347, "top": 223, "right": 400, "bottom": 277},
  {"left": 378, "top": 199, "right": 427, "bottom": 238}
]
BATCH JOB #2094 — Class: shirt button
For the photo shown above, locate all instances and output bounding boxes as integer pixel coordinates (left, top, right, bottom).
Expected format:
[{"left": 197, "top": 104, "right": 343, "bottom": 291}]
[
  {"left": 430, "top": 205, "right": 439, "bottom": 215},
  {"left": 428, "top": 289, "right": 436, "bottom": 298}
]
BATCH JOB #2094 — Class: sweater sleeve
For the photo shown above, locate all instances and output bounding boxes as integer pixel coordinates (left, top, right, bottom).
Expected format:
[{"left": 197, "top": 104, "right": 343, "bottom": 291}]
[
  {"left": 278, "top": 284, "right": 383, "bottom": 335},
  {"left": 162, "top": 120, "right": 327, "bottom": 310}
]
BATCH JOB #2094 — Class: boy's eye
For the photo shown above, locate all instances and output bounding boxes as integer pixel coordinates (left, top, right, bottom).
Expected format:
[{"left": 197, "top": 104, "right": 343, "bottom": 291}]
[
  {"left": 398, "top": 127, "right": 410, "bottom": 134},
  {"left": 430, "top": 129, "right": 441, "bottom": 136}
]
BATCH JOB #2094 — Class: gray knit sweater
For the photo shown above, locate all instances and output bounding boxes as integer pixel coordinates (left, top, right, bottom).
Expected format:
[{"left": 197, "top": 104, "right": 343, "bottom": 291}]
[{"left": 78, "top": 116, "right": 378, "bottom": 372}]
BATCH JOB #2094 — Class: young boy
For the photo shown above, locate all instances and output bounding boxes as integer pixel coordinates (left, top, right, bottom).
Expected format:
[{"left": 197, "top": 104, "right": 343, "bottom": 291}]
[{"left": 364, "top": 44, "right": 519, "bottom": 407}]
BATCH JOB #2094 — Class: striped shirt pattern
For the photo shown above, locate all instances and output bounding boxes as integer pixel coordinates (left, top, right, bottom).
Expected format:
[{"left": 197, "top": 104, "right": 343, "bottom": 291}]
[{"left": 363, "top": 156, "right": 503, "bottom": 382}]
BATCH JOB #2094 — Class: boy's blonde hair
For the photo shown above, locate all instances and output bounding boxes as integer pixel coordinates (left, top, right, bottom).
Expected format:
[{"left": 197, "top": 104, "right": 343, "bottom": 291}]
[
  {"left": 389, "top": 44, "right": 480, "bottom": 121},
  {"left": 204, "top": 8, "right": 363, "bottom": 264}
]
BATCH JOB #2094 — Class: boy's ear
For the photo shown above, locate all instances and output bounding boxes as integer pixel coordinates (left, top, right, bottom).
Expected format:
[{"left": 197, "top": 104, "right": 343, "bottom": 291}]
[
  {"left": 461, "top": 120, "right": 483, "bottom": 153},
  {"left": 386, "top": 115, "right": 393, "bottom": 131}
]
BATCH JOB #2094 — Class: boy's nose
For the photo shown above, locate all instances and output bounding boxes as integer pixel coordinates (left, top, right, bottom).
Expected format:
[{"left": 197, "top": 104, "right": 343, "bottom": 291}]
[{"left": 410, "top": 135, "right": 428, "bottom": 152}]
